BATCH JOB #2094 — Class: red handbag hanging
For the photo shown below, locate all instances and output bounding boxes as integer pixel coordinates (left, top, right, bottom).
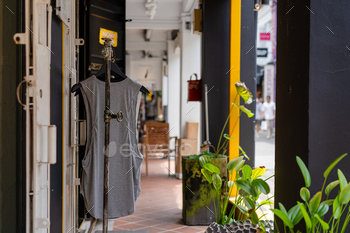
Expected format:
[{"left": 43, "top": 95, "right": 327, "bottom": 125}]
[{"left": 187, "top": 73, "right": 202, "bottom": 102}]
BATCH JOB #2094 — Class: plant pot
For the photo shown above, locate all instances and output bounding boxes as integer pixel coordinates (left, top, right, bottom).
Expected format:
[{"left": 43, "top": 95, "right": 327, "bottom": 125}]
[
  {"left": 182, "top": 156, "right": 228, "bottom": 225},
  {"left": 205, "top": 220, "right": 264, "bottom": 233}
]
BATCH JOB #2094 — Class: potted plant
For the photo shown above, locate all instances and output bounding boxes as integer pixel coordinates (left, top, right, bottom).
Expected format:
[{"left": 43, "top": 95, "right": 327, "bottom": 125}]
[
  {"left": 200, "top": 155, "right": 273, "bottom": 227},
  {"left": 272, "top": 153, "right": 350, "bottom": 233},
  {"left": 182, "top": 82, "right": 272, "bottom": 228}
]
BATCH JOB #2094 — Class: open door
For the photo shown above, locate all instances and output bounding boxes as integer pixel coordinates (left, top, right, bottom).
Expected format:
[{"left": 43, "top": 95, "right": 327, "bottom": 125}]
[
  {"left": 14, "top": 0, "right": 82, "bottom": 232},
  {"left": 14, "top": 0, "right": 55, "bottom": 232}
]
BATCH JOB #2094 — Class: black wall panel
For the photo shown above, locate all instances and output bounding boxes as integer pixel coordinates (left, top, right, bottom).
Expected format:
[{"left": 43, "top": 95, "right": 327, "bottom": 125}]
[
  {"left": 202, "top": 0, "right": 230, "bottom": 152},
  {"left": 276, "top": 0, "right": 350, "bottom": 231},
  {"left": 240, "top": 0, "right": 256, "bottom": 167},
  {"left": 50, "top": 7, "right": 63, "bottom": 233}
]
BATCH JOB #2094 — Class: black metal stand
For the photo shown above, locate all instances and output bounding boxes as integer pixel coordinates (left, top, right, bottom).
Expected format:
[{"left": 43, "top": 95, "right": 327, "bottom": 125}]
[
  {"left": 102, "top": 38, "right": 112, "bottom": 233},
  {"left": 101, "top": 38, "right": 127, "bottom": 233}
]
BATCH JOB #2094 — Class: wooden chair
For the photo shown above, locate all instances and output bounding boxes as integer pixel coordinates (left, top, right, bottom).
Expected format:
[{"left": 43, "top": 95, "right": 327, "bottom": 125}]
[{"left": 144, "top": 122, "right": 177, "bottom": 176}]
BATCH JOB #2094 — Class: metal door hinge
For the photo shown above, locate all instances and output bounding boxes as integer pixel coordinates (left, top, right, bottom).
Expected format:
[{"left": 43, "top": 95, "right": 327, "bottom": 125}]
[{"left": 75, "top": 38, "right": 85, "bottom": 46}]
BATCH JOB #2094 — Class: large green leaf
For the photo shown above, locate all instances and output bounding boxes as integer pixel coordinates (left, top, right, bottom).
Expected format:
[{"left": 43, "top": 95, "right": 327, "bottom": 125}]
[
  {"left": 199, "top": 155, "right": 211, "bottom": 168},
  {"left": 233, "top": 103, "right": 254, "bottom": 118},
  {"left": 300, "top": 187, "right": 310, "bottom": 202},
  {"left": 325, "top": 180, "right": 340, "bottom": 196},
  {"left": 297, "top": 202, "right": 312, "bottom": 230},
  {"left": 324, "top": 153, "right": 347, "bottom": 179},
  {"left": 201, "top": 169, "right": 213, "bottom": 183},
  {"left": 271, "top": 209, "right": 294, "bottom": 229},
  {"left": 242, "top": 165, "right": 252, "bottom": 179},
  {"left": 227, "top": 180, "right": 234, "bottom": 188},
  {"left": 339, "top": 182, "right": 350, "bottom": 204},
  {"left": 315, "top": 214, "right": 329, "bottom": 231},
  {"left": 238, "top": 145, "right": 250, "bottom": 160},
  {"left": 288, "top": 204, "right": 303, "bottom": 226},
  {"left": 333, "top": 195, "right": 342, "bottom": 219},
  {"left": 236, "top": 160, "right": 246, "bottom": 171},
  {"left": 279, "top": 203, "right": 288, "bottom": 215},
  {"left": 321, "top": 199, "right": 334, "bottom": 206},
  {"left": 224, "top": 133, "right": 236, "bottom": 140},
  {"left": 235, "top": 82, "right": 253, "bottom": 104},
  {"left": 251, "top": 167, "right": 266, "bottom": 180},
  {"left": 250, "top": 211, "right": 259, "bottom": 225},
  {"left": 235, "top": 204, "right": 248, "bottom": 214},
  {"left": 260, "top": 200, "right": 274, "bottom": 206},
  {"left": 244, "top": 197, "right": 255, "bottom": 210},
  {"left": 203, "top": 163, "right": 220, "bottom": 174},
  {"left": 227, "top": 156, "right": 243, "bottom": 174},
  {"left": 316, "top": 203, "right": 329, "bottom": 217},
  {"left": 212, "top": 174, "right": 222, "bottom": 190},
  {"left": 235, "top": 180, "right": 258, "bottom": 197},
  {"left": 338, "top": 169, "right": 348, "bottom": 190},
  {"left": 296, "top": 156, "right": 311, "bottom": 188},
  {"left": 252, "top": 179, "right": 270, "bottom": 195},
  {"left": 309, "top": 191, "right": 322, "bottom": 215}
]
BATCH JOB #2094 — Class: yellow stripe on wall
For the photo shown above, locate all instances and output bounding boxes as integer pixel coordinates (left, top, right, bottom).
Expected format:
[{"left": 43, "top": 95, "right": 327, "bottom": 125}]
[{"left": 229, "top": 0, "right": 241, "bottom": 162}]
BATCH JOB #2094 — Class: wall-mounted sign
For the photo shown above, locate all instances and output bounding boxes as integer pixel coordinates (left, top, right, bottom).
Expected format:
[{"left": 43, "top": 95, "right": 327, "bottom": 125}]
[
  {"left": 99, "top": 28, "right": 118, "bottom": 47},
  {"left": 264, "top": 65, "right": 275, "bottom": 102},
  {"left": 257, "top": 48, "right": 268, "bottom": 57},
  {"left": 260, "top": 33, "right": 271, "bottom": 40}
]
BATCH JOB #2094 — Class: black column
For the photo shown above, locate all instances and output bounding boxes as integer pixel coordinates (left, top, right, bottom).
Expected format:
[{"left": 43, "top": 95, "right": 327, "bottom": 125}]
[
  {"left": 276, "top": 0, "right": 350, "bottom": 230},
  {"left": 202, "top": 0, "right": 230, "bottom": 152},
  {"left": 240, "top": 0, "right": 256, "bottom": 167}
]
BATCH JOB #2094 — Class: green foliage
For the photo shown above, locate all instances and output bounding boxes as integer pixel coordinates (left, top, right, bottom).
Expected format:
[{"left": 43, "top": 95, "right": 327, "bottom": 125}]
[
  {"left": 272, "top": 153, "right": 350, "bottom": 233},
  {"left": 213, "top": 81, "right": 254, "bottom": 158},
  {"left": 194, "top": 82, "right": 272, "bottom": 227},
  {"left": 200, "top": 155, "right": 273, "bottom": 226}
]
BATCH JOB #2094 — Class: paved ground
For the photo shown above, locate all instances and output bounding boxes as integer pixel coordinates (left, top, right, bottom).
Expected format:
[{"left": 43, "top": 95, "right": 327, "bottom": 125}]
[
  {"left": 254, "top": 130, "right": 275, "bottom": 220},
  {"left": 92, "top": 132, "right": 275, "bottom": 232}
]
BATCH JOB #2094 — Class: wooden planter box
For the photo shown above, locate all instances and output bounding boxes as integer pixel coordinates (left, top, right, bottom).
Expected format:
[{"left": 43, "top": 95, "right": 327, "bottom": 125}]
[{"left": 182, "top": 156, "right": 227, "bottom": 225}]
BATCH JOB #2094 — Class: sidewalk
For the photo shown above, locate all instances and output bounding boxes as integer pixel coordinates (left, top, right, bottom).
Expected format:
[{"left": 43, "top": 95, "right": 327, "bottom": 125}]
[
  {"left": 255, "top": 130, "right": 275, "bottom": 220},
  {"left": 91, "top": 133, "right": 276, "bottom": 232}
]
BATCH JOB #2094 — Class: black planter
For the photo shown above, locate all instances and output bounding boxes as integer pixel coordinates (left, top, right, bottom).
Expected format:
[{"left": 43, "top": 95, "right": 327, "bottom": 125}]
[{"left": 182, "top": 156, "right": 228, "bottom": 225}]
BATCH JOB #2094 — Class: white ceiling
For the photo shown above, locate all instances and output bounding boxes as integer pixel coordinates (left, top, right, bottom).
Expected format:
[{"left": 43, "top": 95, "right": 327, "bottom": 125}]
[
  {"left": 126, "top": 0, "right": 196, "bottom": 30},
  {"left": 125, "top": 0, "right": 197, "bottom": 53}
]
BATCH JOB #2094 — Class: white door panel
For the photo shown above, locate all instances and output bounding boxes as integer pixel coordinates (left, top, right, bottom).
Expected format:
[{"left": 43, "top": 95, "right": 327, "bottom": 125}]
[{"left": 14, "top": 0, "right": 55, "bottom": 232}]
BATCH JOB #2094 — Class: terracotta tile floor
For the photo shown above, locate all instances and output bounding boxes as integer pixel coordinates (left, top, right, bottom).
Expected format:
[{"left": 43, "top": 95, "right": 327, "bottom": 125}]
[{"left": 112, "top": 158, "right": 207, "bottom": 232}]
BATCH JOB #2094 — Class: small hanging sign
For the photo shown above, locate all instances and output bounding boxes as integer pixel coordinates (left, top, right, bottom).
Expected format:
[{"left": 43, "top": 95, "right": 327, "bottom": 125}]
[
  {"left": 99, "top": 28, "right": 118, "bottom": 47},
  {"left": 187, "top": 73, "right": 202, "bottom": 102}
]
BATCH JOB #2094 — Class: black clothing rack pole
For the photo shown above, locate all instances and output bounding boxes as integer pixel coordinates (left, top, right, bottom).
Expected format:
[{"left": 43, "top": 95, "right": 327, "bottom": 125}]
[{"left": 102, "top": 38, "right": 112, "bottom": 233}]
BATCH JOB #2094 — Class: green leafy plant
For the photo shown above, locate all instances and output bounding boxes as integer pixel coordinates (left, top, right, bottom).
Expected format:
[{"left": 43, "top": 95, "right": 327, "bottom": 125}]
[
  {"left": 200, "top": 155, "right": 273, "bottom": 226},
  {"left": 191, "top": 82, "right": 254, "bottom": 160},
  {"left": 272, "top": 153, "right": 350, "bottom": 233}
]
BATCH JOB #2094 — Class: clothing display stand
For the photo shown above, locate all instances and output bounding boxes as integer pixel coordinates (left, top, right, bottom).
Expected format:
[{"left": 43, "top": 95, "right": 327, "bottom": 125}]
[{"left": 101, "top": 38, "right": 117, "bottom": 233}]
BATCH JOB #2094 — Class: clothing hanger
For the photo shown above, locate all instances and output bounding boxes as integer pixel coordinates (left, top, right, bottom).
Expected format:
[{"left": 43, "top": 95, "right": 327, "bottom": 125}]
[{"left": 71, "top": 62, "right": 149, "bottom": 96}]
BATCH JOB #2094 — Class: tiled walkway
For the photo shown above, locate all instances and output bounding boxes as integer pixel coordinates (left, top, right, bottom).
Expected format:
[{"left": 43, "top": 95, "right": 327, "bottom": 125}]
[{"left": 112, "top": 158, "right": 207, "bottom": 233}]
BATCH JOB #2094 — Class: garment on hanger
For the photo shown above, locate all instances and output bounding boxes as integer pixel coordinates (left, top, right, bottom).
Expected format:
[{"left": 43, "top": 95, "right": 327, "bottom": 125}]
[{"left": 79, "top": 75, "right": 143, "bottom": 219}]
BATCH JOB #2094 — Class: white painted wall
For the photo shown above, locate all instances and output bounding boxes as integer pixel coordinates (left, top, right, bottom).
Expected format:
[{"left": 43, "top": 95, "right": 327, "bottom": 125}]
[
  {"left": 167, "top": 40, "right": 181, "bottom": 139},
  {"left": 130, "top": 57, "right": 163, "bottom": 91},
  {"left": 180, "top": 18, "right": 201, "bottom": 152},
  {"left": 256, "top": 5, "right": 273, "bottom": 66}
]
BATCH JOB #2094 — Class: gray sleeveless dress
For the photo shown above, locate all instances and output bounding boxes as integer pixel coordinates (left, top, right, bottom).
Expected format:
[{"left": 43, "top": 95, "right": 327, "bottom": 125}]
[{"left": 79, "top": 75, "right": 143, "bottom": 219}]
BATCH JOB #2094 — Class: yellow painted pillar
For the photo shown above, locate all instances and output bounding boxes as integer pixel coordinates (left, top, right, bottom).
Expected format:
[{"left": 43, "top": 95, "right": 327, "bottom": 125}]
[
  {"left": 229, "top": 0, "right": 241, "bottom": 162},
  {"left": 229, "top": 0, "right": 241, "bottom": 197}
]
